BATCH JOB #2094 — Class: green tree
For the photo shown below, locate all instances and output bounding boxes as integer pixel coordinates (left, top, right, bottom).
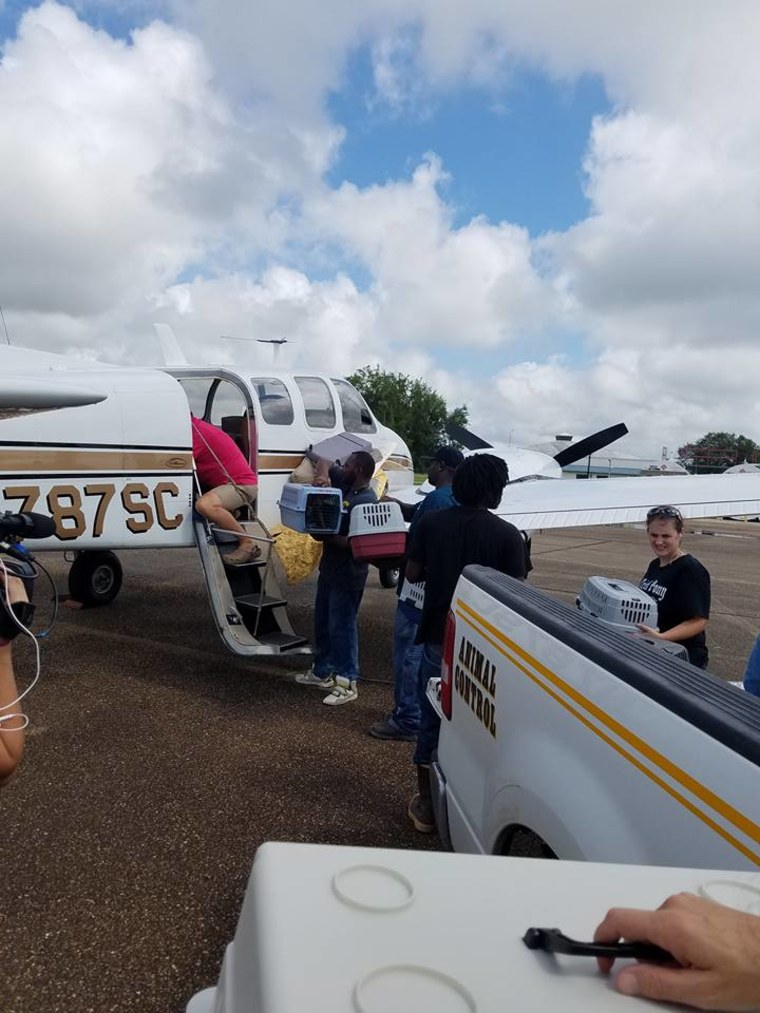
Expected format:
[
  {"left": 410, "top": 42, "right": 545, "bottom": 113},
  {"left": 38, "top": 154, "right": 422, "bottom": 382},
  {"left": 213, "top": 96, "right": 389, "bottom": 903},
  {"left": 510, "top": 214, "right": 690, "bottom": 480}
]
[
  {"left": 678, "top": 432, "right": 760, "bottom": 473},
  {"left": 347, "top": 365, "right": 469, "bottom": 467}
]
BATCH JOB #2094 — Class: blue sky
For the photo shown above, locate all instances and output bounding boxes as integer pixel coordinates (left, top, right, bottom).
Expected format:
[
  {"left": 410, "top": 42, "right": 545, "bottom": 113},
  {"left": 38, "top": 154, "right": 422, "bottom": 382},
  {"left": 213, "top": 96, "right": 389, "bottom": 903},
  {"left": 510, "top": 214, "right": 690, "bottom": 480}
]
[
  {"left": 329, "top": 50, "right": 610, "bottom": 237},
  {"left": 1, "top": 1, "right": 759, "bottom": 454}
]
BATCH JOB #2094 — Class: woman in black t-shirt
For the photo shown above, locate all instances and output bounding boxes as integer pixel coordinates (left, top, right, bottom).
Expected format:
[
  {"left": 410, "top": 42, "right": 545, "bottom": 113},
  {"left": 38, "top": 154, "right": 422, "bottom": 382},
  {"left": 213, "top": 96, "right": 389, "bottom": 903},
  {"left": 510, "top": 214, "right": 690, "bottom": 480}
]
[{"left": 638, "top": 505, "right": 710, "bottom": 668}]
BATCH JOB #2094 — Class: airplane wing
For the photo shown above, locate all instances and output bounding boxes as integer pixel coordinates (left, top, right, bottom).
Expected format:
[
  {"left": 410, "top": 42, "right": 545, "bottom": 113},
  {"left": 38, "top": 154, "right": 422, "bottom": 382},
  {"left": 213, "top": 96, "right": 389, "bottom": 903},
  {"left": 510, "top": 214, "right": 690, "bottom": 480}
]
[
  {"left": 495, "top": 473, "right": 760, "bottom": 529},
  {"left": 392, "top": 472, "right": 760, "bottom": 530},
  {"left": 0, "top": 375, "right": 107, "bottom": 418}
]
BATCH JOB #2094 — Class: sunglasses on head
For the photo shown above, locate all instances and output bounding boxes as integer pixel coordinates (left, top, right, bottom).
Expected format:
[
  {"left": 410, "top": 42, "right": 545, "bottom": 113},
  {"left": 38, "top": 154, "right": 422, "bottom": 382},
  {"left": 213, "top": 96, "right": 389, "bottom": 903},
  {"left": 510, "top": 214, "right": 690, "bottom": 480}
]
[{"left": 646, "top": 505, "right": 683, "bottom": 522}]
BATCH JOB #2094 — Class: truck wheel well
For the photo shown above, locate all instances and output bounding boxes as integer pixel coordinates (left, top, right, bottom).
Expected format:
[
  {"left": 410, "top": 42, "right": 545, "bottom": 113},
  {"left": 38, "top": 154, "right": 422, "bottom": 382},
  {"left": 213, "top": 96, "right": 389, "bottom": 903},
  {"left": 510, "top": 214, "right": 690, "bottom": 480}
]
[{"left": 497, "top": 825, "right": 557, "bottom": 860}]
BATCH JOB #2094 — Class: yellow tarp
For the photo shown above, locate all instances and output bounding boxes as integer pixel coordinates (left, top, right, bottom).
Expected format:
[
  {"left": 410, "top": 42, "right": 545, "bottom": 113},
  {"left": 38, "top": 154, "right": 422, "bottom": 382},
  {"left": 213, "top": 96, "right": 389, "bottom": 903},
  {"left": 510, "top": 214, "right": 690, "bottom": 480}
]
[{"left": 271, "top": 524, "right": 323, "bottom": 582}]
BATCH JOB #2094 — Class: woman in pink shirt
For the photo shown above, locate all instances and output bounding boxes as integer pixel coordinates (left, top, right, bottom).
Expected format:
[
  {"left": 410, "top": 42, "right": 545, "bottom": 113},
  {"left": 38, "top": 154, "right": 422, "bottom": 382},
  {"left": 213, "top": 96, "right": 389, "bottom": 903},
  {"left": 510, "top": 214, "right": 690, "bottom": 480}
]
[{"left": 191, "top": 416, "right": 259, "bottom": 565}]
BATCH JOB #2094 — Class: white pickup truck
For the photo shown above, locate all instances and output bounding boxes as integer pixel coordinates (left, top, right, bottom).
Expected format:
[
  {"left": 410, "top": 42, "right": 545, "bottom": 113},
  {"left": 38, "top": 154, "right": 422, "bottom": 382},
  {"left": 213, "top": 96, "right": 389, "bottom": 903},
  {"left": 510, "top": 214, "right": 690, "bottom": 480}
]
[{"left": 428, "top": 565, "right": 760, "bottom": 870}]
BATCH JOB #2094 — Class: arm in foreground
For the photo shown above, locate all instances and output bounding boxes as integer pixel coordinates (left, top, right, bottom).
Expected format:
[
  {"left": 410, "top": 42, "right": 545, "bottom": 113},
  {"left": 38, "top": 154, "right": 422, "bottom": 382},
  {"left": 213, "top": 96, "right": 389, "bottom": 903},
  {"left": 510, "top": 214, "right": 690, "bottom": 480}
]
[
  {"left": 594, "top": 892, "right": 760, "bottom": 1010},
  {"left": 0, "top": 574, "right": 29, "bottom": 785}
]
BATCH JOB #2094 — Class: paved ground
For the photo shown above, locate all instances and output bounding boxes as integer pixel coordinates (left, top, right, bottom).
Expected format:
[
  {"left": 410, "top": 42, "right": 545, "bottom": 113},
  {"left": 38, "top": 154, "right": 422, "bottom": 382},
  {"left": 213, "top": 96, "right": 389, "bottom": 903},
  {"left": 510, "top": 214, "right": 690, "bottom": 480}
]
[{"left": 2, "top": 520, "right": 758, "bottom": 1012}]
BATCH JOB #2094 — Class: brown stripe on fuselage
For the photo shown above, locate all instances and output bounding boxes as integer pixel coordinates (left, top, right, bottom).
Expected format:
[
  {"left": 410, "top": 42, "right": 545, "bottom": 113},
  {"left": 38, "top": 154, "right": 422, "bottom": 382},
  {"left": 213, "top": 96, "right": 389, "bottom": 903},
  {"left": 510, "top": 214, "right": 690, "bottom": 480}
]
[
  {"left": 257, "top": 454, "right": 307, "bottom": 470},
  {"left": 0, "top": 448, "right": 192, "bottom": 472}
]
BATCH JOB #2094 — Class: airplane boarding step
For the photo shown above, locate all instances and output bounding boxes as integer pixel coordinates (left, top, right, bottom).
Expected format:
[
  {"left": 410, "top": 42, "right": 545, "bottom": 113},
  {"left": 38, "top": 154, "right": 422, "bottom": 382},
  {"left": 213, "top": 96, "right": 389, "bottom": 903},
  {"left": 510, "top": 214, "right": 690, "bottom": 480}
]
[{"left": 193, "top": 511, "right": 311, "bottom": 658}]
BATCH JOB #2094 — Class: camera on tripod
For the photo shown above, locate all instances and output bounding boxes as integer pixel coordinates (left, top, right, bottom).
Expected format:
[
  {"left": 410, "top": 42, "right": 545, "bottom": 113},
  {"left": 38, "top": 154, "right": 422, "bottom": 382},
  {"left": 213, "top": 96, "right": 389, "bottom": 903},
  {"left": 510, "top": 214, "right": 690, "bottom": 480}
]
[{"left": 0, "top": 511, "right": 51, "bottom": 638}]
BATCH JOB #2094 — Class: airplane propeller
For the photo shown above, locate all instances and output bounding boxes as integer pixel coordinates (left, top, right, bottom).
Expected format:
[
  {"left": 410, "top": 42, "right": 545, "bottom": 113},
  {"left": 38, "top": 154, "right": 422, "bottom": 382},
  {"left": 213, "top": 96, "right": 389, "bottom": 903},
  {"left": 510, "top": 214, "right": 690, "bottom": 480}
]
[
  {"left": 445, "top": 420, "right": 629, "bottom": 466},
  {"left": 444, "top": 421, "right": 493, "bottom": 451},
  {"left": 552, "top": 423, "right": 629, "bottom": 468}
]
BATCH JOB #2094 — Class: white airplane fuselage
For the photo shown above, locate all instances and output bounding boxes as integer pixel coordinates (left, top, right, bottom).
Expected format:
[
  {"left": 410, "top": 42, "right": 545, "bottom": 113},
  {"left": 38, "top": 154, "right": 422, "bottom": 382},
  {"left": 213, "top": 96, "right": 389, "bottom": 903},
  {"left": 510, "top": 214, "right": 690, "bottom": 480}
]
[{"left": 0, "top": 348, "right": 413, "bottom": 551}]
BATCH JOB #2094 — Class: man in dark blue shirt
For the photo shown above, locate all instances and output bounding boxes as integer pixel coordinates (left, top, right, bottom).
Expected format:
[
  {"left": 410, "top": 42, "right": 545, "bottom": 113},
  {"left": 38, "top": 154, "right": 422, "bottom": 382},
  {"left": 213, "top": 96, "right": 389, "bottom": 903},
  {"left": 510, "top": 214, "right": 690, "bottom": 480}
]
[
  {"left": 295, "top": 451, "right": 377, "bottom": 705},
  {"left": 369, "top": 446, "right": 463, "bottom": 741}
]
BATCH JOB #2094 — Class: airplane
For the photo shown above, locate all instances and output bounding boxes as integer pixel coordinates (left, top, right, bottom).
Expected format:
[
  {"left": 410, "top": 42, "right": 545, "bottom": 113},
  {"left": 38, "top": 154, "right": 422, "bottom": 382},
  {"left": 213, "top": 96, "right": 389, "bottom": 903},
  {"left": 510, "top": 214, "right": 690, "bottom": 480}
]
[
  {"left": 4, "top": 334, "right": 760, "bottom": 661},
  {"left": 399, "top": 421, "right": 760, "bottom": 530},
  {"left": 221, "top": 335, "right": 289, "bottom": 364},
  {"left": 0, "top": 336, "right": 413, "bottom": 658},
  {"left": 443, "top": 419, "right": 631, "bottom": 483}
]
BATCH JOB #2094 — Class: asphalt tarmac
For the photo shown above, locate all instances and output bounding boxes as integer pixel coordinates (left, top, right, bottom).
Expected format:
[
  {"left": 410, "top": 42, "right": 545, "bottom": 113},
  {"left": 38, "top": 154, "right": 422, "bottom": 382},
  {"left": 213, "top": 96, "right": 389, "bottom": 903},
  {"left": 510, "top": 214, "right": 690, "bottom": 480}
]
[{"left": 2, "top": 520, "right": 759, "bottom": 1013}]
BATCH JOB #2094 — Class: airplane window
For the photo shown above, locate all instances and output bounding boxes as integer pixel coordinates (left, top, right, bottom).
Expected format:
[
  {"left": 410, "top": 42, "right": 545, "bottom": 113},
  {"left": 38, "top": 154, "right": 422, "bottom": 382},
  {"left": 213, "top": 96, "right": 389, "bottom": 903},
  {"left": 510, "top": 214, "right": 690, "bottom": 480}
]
[
  {"left": 250, "top": 377, "right": 294, "bottom": 425},
  {"left": 209, "top": 381, "right": 248, "bottom": 428},
  {"left": 294, "top": 376, "right": 336, "bottom": 429},
  {"left": 332, "top": 379, "right": 377, "bottom": 435},
  {"left": 177, "top": 378, "right": 216, "bottom": 418}
]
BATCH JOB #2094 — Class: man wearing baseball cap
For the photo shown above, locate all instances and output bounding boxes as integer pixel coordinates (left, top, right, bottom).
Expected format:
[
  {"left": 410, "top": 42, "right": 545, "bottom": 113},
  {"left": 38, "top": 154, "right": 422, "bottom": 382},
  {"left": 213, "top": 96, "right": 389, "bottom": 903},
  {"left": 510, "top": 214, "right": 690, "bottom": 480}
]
[{"left": 369, "top": 445, "right": 464, "bottom": 742}]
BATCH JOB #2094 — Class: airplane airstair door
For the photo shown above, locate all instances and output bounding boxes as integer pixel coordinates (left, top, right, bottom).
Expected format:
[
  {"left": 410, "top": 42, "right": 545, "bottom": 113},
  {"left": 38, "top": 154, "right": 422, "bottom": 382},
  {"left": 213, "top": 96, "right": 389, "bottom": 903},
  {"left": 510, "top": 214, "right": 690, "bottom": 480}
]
[{"left": 193, "top": 510, "right": 311, "bottom": 658}]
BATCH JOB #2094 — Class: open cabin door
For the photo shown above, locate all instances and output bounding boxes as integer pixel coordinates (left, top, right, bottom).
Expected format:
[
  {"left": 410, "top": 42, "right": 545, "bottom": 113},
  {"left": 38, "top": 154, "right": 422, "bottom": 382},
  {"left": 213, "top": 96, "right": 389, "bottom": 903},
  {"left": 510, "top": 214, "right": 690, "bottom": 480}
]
[
  {"left": 193, "top": 507, "right": 311, "bottom": 657},
  {"left": 168, "top": 367, "right": 311, "bottom": 658}
]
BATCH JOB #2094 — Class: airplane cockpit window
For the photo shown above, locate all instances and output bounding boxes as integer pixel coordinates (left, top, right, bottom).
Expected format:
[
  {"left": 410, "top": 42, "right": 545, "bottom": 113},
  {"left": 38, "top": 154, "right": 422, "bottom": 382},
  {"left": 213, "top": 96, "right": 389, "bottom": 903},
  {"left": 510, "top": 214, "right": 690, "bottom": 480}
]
[
  {"left": 332, "top": 379, "right": 377, "bottom": 435},
  {"left": 294, "top": 376, "right": 336, "bottom": 429},
  {"left": 250, "top": 377, "right": 294, "bottom": 425}
]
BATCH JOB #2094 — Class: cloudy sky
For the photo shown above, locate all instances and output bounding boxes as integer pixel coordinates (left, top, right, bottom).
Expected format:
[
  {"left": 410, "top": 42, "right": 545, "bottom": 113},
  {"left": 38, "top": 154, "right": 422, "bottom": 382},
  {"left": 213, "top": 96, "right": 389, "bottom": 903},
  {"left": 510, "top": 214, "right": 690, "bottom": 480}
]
[{"left": 1, "top": 1, "right": 759, "bottom": 457}]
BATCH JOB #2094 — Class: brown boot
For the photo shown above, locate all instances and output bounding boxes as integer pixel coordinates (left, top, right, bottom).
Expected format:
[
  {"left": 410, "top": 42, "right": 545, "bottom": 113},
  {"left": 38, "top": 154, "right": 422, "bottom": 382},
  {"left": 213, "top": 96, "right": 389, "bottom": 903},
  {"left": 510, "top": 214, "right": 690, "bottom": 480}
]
[{"left": 407, "top": 764, "right": 436, "bottom": 834}]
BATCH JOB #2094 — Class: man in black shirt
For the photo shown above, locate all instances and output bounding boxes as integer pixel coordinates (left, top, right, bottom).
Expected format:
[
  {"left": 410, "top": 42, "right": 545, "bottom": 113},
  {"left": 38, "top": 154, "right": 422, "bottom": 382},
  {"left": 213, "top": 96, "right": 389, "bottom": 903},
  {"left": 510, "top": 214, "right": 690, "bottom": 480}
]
[{"left": 405, "top": 453, "right": 531, "bottom": 832}]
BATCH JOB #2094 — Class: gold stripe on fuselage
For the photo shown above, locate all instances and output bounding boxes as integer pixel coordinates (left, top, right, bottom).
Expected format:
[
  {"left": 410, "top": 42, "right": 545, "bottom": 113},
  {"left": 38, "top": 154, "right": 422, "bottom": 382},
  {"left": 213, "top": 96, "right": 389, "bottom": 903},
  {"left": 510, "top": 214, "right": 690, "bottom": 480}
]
[
  {"left": 257, "top": 454, "right": 305, "bottom": 471},
  {"left": 0, "top": 448, "right": 192, "bottom": 472}
]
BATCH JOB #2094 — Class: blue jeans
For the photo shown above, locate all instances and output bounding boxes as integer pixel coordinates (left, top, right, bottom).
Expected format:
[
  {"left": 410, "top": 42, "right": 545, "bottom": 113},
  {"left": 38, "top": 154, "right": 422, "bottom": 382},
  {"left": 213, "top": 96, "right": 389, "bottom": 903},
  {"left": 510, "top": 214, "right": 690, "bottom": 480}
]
[
  {"left": 313, "top": 570, "right": 365, "bottom": 682},
  {"left": 744, "top": 634, "right": 760, "bottom": 697},
  {"left": 413, "top": 643, "right": 443, "bottom": 766},
  {"left": 389, "top": 603, "right": 422, "bottom": 734}
]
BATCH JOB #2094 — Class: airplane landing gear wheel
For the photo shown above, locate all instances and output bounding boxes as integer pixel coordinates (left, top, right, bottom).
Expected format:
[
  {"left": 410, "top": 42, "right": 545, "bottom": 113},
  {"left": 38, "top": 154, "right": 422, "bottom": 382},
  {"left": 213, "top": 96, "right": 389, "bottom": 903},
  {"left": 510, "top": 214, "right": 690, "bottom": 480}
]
[
  {"left": 68, "top": 550, "right": 123, "bottom": 606},
  {"left": 379, "top": 564, "right": 400, "bottom": 589}
]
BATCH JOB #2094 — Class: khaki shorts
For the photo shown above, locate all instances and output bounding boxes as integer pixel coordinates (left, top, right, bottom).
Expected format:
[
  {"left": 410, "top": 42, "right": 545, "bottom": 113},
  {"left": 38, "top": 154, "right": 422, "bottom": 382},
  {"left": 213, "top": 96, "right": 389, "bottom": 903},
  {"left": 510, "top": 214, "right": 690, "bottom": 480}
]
[{"left": 212, "top": 484, "right": 258, "bottom": 513}]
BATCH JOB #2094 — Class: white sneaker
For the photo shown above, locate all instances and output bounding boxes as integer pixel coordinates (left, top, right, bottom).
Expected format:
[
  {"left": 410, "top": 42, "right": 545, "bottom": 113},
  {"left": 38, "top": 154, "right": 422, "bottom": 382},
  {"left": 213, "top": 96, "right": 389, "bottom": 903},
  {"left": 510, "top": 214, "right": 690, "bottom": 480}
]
[
  {"left": 323, "top": 676, "right": 358, "bottom": 706},
  {"left": 295, "top": 670, "right": 335, "bottom": 689}
]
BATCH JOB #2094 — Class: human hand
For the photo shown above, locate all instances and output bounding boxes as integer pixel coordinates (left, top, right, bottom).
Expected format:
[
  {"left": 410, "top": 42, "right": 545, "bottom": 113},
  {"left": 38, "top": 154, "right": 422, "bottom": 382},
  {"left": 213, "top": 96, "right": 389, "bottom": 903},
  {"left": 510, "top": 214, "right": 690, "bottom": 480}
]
[
  {"left": 0, "top": 571, "right": 28, "bottom": 606},
  {"left": 637, "top": 623, "right": 662, "bottom": 639},
  {"left": 312, "top": 476, "right": 331, "bottom": 488},
  {"left": 594, "top": 892, "right": 760, "bottom": 1009}
]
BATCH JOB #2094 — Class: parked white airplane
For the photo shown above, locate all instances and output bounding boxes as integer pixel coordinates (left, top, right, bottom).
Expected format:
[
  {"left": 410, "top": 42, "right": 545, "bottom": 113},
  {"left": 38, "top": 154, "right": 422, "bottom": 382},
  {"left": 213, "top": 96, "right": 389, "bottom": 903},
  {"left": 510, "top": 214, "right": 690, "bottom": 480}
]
[
  {"left": 402, "top": 421, "right": 760, "bottom": 529},
  {"left": 0, "top": 340, "right": 412, "bottom": 657},
  {"left": 4, "top": 338, "right": 760, "bottom": 658}
]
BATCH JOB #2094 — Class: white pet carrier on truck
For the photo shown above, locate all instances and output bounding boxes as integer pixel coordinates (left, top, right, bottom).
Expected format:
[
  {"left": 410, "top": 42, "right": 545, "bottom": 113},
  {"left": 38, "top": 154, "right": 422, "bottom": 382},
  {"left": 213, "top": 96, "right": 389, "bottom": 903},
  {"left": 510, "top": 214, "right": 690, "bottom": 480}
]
[
  {"left": 576, "top": 575, "right": 687, "bottom": 660},
  {"left": 576, "top": 576, "right": 658, "bottom": 629}
]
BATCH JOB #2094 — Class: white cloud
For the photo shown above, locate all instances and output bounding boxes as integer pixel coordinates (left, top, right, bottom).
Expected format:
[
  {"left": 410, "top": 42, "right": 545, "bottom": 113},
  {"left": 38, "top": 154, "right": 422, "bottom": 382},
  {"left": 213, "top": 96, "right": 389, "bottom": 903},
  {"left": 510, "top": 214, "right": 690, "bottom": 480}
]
[
  {"left": 151, "top": 268, "right": 379, "bottom": 376},
  {"left": 443, "top": 343, "right": 760, "bottom": 460},
  {"left": 0, "top": 4, "right": 227, "bottom": 318},
  {"left": 2, "top": 0, "right": 760, "bottom": 457},
  {"left": 305, "top": 156, "right": 554, "bottom": 349}
]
